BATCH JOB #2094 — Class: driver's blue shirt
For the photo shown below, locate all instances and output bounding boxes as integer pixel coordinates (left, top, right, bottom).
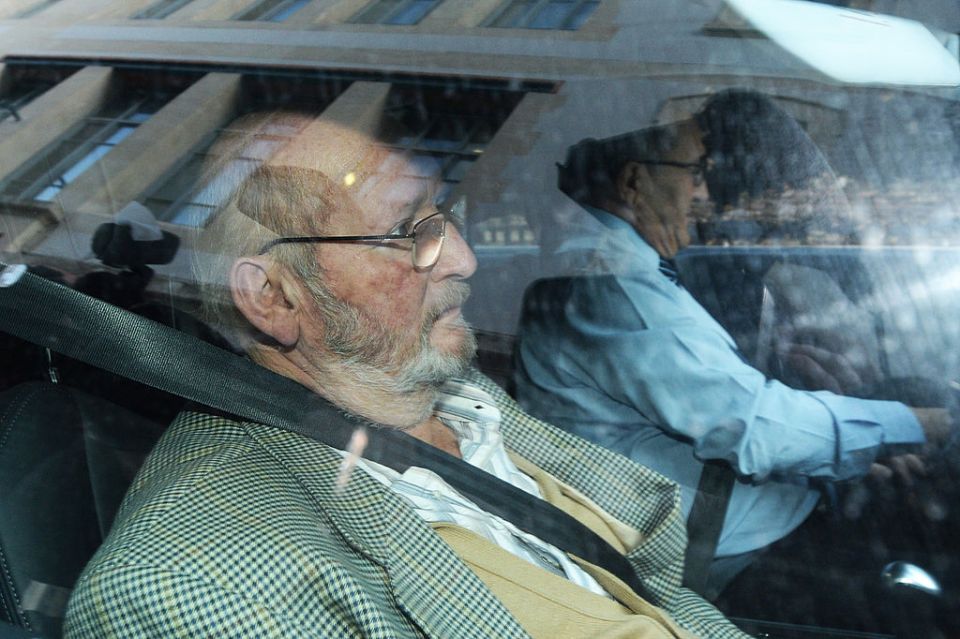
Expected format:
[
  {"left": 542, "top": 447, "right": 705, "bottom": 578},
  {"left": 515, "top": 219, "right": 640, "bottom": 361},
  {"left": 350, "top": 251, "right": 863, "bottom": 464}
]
[{"left": 514, "top": 207, "right": 925, "bottom": 557}]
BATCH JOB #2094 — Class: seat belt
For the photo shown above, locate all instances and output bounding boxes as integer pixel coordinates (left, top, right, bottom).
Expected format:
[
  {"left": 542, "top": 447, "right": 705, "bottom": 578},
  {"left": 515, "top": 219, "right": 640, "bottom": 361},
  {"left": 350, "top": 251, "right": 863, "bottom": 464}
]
[
  {"left": 682, "top": 460, "right": 736, "bottom": 596},
  {"left": 0, "top": 264, "right": 655, "bottom": 603}
]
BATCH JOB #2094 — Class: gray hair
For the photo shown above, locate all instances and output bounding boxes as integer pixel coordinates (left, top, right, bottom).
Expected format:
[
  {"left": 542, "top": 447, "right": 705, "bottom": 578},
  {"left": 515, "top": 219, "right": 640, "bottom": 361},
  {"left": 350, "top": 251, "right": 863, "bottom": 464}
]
[
  {"left": 192, "top": 111, "right": 340, "bottom": 350},
  {"left": 557, "top": 124, "right": 679, "bottom": 204}
]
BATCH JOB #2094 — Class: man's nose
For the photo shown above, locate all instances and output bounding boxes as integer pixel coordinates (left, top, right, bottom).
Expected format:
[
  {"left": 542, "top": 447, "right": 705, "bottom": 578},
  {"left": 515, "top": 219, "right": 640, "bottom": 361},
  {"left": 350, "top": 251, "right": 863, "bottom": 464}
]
[{"left": 432, "top": 222, "right": 477, "bottom": 281}]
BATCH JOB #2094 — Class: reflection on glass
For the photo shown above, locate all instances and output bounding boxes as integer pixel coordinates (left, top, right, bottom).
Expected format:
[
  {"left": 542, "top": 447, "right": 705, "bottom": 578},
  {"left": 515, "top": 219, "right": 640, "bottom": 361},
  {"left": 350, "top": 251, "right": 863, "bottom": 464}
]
[
  {"left": 0, "top": 97, "right": 166, "bottom": 203},
  {"left": 16, "top": 0, "right": 61, "bottom": 18},
  {"left": 0, "top": 84, "right": 51, "bottom": 124},
  {"left": 389, "top": 0, "right": 437, "bottom": 25},
  {"left": 488, "top": 0, "right": 598, "bottom": 30},
  {"left": 236, "top": 0, "right": 310, "bottom": 22},
  {"left": 351, "top": 0, "right": 441, "bottom": 25},
  {"left": 151, "top": 116, "right": 319, "bottom": 226},
  {"left": 34, "top": 127, "right": 136, "bottom": 202},
  {"left": 133, "top": 0, "right": 194, "bottom": 19},
  {"left": 166, "top": 157, "right": 263, "bottom": 226}
]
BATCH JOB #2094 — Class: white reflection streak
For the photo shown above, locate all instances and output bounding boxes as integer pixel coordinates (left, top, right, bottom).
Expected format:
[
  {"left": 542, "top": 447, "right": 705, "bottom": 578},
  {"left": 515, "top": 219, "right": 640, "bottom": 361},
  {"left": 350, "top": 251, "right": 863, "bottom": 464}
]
[
  {"left": 335, "top": 427, "right": 369, "bottom": 492},
  {"left": 862, "top": 263, "right": 960, "bottom": 309}
]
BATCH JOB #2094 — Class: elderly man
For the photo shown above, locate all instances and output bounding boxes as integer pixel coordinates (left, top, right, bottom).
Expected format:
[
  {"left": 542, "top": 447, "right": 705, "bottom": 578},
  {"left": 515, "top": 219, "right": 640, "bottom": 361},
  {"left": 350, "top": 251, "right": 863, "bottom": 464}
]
[
  {"left": 513, "top": 112, "right": 953, "bottom": 595},
  {"left": 63, "top": 111, "right": 747, "bottom": 638}
]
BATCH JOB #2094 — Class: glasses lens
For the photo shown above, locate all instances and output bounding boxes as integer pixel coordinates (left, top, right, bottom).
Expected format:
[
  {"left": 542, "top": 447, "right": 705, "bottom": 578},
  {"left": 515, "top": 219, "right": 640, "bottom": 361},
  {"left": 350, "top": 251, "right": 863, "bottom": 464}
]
[{"left": 412, "top": 214, "right": 446, "bottom": 269}]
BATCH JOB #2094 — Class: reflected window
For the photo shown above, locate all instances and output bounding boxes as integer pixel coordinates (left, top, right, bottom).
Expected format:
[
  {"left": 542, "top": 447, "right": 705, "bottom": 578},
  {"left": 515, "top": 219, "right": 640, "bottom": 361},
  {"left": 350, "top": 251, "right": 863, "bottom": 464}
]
[
  {"left": 351, "top": 0, "right": 442, "bottom": 25},
  {"left": 486, "top": 0, "right": 598, "bottom": 30},
  {"left": 16, "top": 0, "right": 61, "bottom": 18},
  {"left": 144, "top": 119, "right": 314, "bottom": 226},
  {"left": 133, "top": 0, "right": 194, "bottom": 19},
  {"left": 0, "top": 86, "right": 47, "bottom": 124},
  {"left": 382, "top": 85, "right": 522, "bottom": 204},
  {"left": 0, "top": 66, "right": 75, "bottom": 123},
  {"left": 143, "top": 75, "right": 346, "bottom": 226},
  {"left": 235, "top": 0, "right": 311, "bottom": 21},
  {"left": 0, "top": 85, "right": 187, "bottom": 203}
]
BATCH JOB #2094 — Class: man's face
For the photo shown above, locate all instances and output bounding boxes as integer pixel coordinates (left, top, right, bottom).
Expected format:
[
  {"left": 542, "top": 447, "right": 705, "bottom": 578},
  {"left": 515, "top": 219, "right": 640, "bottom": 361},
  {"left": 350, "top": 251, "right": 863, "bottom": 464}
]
[
  {"left": 294, "top": 146, "right": 478, "bottom": 391},
  {"left": 651, "top": 121, "right": 709, "bottom": 250}
]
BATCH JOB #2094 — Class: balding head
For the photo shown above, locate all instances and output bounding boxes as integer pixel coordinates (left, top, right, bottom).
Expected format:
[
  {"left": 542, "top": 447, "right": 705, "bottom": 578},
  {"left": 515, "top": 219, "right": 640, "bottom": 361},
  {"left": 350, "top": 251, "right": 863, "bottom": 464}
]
[
  {"left": 194, "top": 112, "right": 394, "bottom": 349},
  {"left": 193, "top": 109, "right": 477, "bottom": 426}
]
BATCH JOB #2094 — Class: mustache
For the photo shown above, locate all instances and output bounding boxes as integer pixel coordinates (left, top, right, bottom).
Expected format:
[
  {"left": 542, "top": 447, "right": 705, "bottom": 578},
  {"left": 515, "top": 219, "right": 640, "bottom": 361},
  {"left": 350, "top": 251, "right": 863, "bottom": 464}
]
[{"left": 428, "top": 281, "right": 471, "bottom": 324}]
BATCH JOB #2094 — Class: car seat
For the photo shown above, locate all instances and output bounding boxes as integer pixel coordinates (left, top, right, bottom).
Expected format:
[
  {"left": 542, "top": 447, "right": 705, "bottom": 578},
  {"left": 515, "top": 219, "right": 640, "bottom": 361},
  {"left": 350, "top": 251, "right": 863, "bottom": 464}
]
[{"left": 0, "top": 382, "right": 165, "bottom": 638}]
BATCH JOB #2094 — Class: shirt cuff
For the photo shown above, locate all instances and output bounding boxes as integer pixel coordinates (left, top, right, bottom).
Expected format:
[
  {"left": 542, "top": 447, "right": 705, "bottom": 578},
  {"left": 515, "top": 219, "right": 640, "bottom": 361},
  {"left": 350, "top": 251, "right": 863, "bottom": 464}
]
[
  {"left": 876, "top": 400, "right": 926, "bottom": 446},
  {"left": 809, "top": 393, "right": 926, "bottom": 477}
]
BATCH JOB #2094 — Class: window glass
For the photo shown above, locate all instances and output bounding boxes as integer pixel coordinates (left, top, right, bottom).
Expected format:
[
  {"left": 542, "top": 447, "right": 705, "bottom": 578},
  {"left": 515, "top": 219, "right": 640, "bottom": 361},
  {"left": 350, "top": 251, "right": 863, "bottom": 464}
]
[
  {"left": 236, "top": 0, "right": 310, "bottom": 22},
  {"left": 381, "top": 84, "right": 522, "bottom": 206},
  {"left": 2, "top": 93, "right": 174, "bottom": 202},
  {"left": 141, "top": 75, "right": 347, "bottom": 226},
  {"left": 15, "top": 0, "right": 61, "bottom": 18},
  {"left": 565, "top": 0, "right": 597, "bottom": 30},
  {"left": 133, "top": 0, "right": 194, "bottom": 19},
  {"left": 488, "top": 0, "right": 598, "bottom": 30},
  {"left": 4, "top": 3, "right": 960, "bottom": 639},
  {"left": 351, "top": 0, "right": 441, "bottom": 25},
  {"left": 489, "top": 1, "right": 531, "bottom": 28},
  {"left": 388, "top": 0, "right": 438, "bottom": 25},
  {"left": 0, "top": 65, "right": 77, "bottom": 123},
  {"left": 527, "top": 2, "right": 572, "bottom": 29},
  {"left": 153, "top": 131, "right": 301, "bottom": 226}
]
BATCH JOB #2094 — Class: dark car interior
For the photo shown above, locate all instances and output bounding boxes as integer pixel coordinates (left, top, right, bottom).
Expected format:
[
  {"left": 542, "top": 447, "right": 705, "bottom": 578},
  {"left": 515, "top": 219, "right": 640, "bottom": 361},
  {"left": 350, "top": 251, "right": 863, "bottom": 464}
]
[{"left": 3, "top": 243, "right": 959, "bottom": 639}]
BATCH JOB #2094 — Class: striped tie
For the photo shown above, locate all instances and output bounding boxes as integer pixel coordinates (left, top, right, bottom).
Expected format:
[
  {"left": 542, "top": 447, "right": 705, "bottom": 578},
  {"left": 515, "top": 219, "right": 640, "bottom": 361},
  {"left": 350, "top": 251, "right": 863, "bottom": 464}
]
[{"left": 658, "top": 257, "right": 681, "bottom": 285}]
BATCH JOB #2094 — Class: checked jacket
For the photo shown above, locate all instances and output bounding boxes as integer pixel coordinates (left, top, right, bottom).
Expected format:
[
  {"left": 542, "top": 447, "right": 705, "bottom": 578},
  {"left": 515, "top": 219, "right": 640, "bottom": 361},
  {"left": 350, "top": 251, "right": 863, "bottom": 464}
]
[{"left": 64, "top": 370, "right": 749, "bottom": 638}]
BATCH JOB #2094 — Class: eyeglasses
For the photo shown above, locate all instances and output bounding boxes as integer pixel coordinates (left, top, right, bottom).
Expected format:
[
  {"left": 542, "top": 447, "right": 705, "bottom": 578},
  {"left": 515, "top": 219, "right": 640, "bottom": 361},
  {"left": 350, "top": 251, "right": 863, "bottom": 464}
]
[
  {"left": 634, "top": 158, "right": 707, "bottom": 186},
  {"left": 257, "top": 197, "right": 465, "bottom": 271}
]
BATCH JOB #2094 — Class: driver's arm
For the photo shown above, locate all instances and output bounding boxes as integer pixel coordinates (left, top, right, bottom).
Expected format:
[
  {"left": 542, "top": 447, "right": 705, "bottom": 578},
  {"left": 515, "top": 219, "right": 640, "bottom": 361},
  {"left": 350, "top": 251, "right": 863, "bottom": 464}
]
[{"left": 517, "top": 273, "right": 927, "bottom": 483}]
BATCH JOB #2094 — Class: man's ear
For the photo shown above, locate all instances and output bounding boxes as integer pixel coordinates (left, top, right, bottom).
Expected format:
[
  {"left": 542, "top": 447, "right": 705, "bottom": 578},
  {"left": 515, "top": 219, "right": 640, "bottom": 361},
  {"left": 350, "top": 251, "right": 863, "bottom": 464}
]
[
  {"left": 230, "top": 256, "right": 301, "bottom": 347},
  {"left": 616, "top": 161, "right": 649, "bottom": 207}
]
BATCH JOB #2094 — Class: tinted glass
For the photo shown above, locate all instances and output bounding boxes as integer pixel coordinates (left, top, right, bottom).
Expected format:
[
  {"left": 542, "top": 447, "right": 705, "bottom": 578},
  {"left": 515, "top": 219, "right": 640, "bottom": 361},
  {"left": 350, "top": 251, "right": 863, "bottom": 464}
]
[{"left": 3, "top": 2, "right": 960, "bottom": 639}]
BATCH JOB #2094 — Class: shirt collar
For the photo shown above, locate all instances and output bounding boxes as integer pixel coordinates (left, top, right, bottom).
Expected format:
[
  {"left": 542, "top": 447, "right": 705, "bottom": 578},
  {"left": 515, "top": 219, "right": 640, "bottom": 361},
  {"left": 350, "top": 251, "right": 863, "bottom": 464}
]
[
  {"left": 351, "top": 378, "right": 516, "bottom": 493},
  {"left": 434, "top": 378, "right": 503, "bottom": 465},
  {"left": 557, "top": 205, "right": 661, "bottom": 273}
]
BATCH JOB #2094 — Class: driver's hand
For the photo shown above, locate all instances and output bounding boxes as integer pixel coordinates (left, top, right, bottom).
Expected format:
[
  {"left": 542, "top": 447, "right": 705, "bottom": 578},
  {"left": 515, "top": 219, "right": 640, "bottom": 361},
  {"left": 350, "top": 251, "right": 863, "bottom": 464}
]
[
  {"left": 869, "top": 453, "right": 926, "bottom": 486},
  {"left": 782, "top": 342, "right": 866, "bottom": 394},
  {"left": 911, "top": 407, "right": 956, "bottom": 447}
]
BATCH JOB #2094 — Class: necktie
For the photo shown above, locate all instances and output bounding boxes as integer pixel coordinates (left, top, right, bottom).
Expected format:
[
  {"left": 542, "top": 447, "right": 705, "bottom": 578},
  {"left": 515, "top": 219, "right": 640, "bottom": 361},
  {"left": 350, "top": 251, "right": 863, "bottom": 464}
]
[{"left": 658, "top": 257, "right": 682, "bottom": 285}]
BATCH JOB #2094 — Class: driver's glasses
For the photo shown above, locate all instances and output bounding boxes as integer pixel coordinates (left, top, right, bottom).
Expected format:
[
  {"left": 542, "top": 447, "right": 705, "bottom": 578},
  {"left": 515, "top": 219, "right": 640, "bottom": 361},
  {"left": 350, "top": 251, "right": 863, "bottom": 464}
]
[
  {"left": 634, "top": 158, "right": 707, "bottom": 186},
  {"left": 257, "top": 197, "right": 463, "bottom": 271}
]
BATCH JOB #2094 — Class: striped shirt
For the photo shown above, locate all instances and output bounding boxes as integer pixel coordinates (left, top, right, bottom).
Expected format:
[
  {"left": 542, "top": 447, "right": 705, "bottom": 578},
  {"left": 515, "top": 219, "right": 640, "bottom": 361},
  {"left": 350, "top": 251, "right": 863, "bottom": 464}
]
[{"left": 353, "top": 378, "right": 611, "bottom": 598}]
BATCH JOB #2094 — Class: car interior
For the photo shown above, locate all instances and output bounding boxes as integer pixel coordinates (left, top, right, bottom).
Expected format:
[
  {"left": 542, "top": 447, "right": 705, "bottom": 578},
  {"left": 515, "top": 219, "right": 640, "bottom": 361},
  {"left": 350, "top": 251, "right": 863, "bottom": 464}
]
[{"left": 3, "top": 2, "right": 960, "bottom": 637}]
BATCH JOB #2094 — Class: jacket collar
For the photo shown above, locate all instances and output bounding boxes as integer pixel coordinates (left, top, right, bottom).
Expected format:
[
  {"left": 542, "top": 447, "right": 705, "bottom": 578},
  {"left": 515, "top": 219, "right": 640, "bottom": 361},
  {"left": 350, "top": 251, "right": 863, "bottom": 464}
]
[
  {"left": 465, "top": 371, "right": 687, "bottom": 608},
  {"left": 245, "top": 422, "right": 531, "bottom": 638}
]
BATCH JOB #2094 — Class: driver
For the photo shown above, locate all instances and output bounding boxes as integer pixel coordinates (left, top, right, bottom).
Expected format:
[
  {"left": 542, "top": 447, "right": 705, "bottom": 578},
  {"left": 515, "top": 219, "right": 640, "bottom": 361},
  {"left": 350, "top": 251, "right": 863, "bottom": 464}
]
[
  {"left": 64, "top": 111, "right": 748, "bottom": 638},
  {"left": 513, "top": 93, "right": 955, "bottom": 597}
]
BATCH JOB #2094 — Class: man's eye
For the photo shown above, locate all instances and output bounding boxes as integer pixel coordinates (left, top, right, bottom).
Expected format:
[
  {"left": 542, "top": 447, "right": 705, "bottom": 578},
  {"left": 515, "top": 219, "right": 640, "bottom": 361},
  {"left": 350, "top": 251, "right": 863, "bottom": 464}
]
[{"left": 388, "top": 220, "right": 413, "bottom": 235}]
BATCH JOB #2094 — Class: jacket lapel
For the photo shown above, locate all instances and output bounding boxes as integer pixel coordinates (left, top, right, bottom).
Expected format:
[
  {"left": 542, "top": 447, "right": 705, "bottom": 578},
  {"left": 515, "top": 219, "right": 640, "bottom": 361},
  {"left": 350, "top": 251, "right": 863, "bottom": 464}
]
[
  {"left": 254, "top": 424, "right": 531, "bottom": 639},
  {"left": 469, "top": 371, "right": 688, "bottom": 607}
]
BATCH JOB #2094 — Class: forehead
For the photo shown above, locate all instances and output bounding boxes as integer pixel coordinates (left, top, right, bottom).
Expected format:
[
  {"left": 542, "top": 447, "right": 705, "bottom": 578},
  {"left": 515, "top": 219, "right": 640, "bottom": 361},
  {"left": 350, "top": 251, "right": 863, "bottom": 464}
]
[
  {"left": 269, "top": 119, "right": 440, "bottom": 221},
  {"left": 670, "top": 120, "right": 706, "bottom": 160},
  {"left": 356, "top": 153, "right": 441, "bottom": 211}
]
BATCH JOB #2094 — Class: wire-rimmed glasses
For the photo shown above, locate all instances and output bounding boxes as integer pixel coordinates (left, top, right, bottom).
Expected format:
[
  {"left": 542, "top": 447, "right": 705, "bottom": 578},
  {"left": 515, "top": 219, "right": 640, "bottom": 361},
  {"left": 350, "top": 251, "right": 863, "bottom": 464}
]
[
  {"left": 257, "top": 197, "right": 465, "bottom": 271},
  {"left": 633, "top": 158, "right": 707, "bottom": 186}
]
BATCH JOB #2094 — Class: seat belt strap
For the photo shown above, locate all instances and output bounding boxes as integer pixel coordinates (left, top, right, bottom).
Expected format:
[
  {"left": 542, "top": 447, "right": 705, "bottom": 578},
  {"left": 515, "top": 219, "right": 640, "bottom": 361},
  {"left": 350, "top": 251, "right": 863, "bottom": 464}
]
[
  {"left": 0, "top": 264, "right": 655, "bottom": 603},
  {"left": 682, "top": 460, "right": 736, "bottom": 596}
]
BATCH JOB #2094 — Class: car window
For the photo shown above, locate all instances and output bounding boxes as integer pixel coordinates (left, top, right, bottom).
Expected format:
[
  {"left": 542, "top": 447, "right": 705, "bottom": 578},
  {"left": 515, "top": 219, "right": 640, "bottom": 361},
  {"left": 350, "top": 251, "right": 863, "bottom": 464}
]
[{"left": 2, "top": 1, "right": 959, "bottom": 638}]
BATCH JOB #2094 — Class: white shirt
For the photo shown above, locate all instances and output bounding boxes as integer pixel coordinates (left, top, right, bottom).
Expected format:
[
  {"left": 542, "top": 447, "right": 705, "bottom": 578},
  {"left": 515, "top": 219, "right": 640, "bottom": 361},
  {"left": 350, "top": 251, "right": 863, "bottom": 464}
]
[{"left": 351, "top": 378, "right": 611, "bottom": 598}]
